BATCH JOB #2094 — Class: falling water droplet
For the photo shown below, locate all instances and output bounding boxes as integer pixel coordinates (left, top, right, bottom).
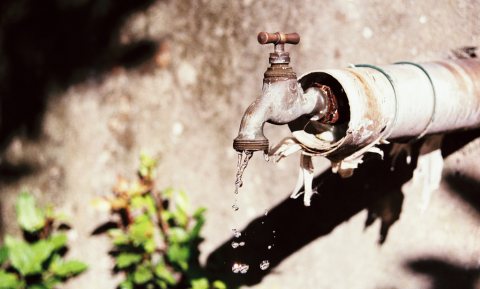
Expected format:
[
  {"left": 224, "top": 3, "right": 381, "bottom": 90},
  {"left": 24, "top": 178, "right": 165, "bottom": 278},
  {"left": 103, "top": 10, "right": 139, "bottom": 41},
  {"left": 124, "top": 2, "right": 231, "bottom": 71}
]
[
  {"left": 260, "top": 260, "right": 270, "bottom": 270},
  {"left": 264, "top": 210, "right": 269, "bottom": 216},
  {"left": 232, "top": 263, "right": 249, "bottom": 274},
  {"left": 267, "top": 245, "right": 272, "bottom": 250},
  {"left": 231, "top": 241, "right": 245, "bottom": 248},
  {"left": 232, "top": 228, "right": 241, "bottom": 238},
  {"left": 232, "top": 204, "right": 239, "bottom": 211}
]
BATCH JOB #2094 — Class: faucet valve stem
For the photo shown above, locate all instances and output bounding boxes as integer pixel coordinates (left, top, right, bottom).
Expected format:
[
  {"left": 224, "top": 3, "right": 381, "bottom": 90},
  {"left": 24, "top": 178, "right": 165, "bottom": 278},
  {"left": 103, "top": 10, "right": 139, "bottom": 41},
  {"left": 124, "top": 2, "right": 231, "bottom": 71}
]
[
  {"left": 257, "top": 32, "right": 300, "bottom": 45},
  {"left": 257, "top": 31, "right": 300, "bottom": 80}
]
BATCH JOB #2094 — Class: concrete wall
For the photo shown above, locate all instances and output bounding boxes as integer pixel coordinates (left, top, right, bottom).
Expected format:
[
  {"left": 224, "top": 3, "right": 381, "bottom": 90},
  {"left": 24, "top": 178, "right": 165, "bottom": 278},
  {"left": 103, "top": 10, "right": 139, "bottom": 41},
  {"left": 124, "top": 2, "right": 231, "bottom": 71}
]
[{"left": 1, "top": 0, "right": 480, "bottom": 288}]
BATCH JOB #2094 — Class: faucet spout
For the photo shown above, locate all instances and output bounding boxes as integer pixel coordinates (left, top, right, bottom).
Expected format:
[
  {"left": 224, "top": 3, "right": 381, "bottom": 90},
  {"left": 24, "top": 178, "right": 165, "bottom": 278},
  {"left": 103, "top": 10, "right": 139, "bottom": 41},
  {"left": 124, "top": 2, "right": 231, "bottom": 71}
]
[{"left": 233, "top": 79, "right": 328, "bottom": 152}]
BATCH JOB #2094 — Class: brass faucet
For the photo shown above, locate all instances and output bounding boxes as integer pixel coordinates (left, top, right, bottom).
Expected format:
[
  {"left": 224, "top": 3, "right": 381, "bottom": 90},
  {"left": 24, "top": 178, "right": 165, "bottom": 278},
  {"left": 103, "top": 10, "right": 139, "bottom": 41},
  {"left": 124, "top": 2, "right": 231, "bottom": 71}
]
[{"left": 233, "top": 32, "right": 337, "bottom": 153}]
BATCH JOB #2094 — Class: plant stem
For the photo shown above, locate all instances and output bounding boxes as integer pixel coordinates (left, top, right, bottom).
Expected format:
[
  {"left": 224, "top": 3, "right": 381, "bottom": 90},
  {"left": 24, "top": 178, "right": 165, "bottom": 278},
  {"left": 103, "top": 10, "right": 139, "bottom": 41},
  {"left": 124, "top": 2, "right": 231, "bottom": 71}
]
[{"left": 150, "top": 189, "right": 170, "bottom": 235}]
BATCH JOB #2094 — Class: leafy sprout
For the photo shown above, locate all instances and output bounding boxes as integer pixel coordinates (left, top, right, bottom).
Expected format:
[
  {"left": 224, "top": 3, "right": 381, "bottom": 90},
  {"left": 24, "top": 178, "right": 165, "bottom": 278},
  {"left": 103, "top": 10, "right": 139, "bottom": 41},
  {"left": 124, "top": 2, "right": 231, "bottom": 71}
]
[{"left": 94, "top": 154, "right": 227, "bottom": 289}]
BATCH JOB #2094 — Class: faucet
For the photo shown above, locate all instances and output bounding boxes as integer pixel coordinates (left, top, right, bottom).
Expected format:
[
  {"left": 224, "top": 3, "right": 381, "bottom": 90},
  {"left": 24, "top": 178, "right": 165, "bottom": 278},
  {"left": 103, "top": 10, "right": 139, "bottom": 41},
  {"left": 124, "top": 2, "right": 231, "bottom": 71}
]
[{"left": 233, "top": 32, "right": 338, "bottom": 153}]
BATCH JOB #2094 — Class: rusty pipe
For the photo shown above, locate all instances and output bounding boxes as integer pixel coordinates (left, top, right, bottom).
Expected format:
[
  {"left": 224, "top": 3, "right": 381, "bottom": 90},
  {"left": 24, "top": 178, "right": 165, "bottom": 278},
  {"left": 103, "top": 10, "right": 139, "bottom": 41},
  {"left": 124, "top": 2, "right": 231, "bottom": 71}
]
[
  {"left": 233, "top": 79, "right": 328, "bottom": 152},
  {"left": 291, "top": 59, "right": 480, "bottom": 161}
]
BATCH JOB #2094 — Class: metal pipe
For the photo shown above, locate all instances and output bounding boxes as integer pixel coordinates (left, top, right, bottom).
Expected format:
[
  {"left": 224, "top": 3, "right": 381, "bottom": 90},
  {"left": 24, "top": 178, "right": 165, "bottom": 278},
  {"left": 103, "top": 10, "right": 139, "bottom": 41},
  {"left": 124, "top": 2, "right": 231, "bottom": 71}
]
[{"left": 291, "top": 59, "right": 480, "bottom": 162}]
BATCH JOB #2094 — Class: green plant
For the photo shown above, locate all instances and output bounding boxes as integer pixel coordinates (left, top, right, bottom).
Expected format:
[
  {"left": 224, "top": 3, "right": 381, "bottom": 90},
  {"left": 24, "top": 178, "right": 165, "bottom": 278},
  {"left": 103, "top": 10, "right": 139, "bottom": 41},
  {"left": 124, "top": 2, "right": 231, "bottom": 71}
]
[
  {"left": 95, "top": 153, "right": 226, "bottom": 289},
  {"left": 0, "top": 192, "right": 87, "bottom": 289}
]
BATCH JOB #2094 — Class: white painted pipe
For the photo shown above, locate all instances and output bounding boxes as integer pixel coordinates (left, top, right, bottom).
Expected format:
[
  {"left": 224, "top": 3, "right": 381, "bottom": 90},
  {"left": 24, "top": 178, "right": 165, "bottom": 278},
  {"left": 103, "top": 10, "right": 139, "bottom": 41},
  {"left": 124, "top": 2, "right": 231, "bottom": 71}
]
[{"left": 291, "top": 59, "right": 480, "bottom": 161}]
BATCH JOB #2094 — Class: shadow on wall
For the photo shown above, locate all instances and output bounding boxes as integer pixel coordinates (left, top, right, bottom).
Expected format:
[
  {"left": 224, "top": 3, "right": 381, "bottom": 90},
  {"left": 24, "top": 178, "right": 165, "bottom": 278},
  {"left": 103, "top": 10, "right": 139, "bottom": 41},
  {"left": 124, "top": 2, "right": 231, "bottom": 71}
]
[
  {"left": 206, "top": 129, "right": 480, "bottom": 288},
  {"left": 0, "top": 0, "right": 160, "bottom": 180},
  {"left": 406, "top": 257, "right": 480, "bottom": 289},
  {"left": 404, "top": 174, "right": 480, "bottom": 289}
]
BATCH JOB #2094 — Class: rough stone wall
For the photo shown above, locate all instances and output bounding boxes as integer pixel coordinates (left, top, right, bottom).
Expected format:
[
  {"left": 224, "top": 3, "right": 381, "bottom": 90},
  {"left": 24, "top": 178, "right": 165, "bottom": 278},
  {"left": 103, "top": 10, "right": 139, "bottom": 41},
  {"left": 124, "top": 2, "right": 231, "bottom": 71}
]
[{"left": 1, "top": 0, "right": 480, "bottom": 288}]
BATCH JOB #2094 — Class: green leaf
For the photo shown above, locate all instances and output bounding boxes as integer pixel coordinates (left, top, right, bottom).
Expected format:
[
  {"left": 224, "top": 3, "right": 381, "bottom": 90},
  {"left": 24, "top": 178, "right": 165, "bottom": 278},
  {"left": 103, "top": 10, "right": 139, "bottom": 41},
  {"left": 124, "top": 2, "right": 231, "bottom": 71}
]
[
  {"left": 119, "top": 280, "right": 133, "bottom": 289},
  {"left": 31, "top": 239, "right": 55, "bottom": 265},
  {"left": 133, "top": 264, "right": 153, "bottom": 284},
  {"left": 154, "top": 264, "right": 176, "bottom": 285},
  {"left": 0, "top": 271, "right": 20, "bottom": 289},
  {"left": 160, "top": 211, "right": 173, "bottom": 223},
  {"left": 129, "top": 215, "right": 154, "bottom": 245},
  {"left": 16, "top": 191, "right": 46, "bottom": 233},
  {"left": 168, "top": 227, "right": 189, "bottom": 243},
  {"left": 139, "top": 153, "right": 157, "bottom": 180},
  {"left": 212, "top": 280, "right": 227, "bottom": 289},
  {"left": 189, "top": 208, "right": 206, "bottom": 240},
  {"left": 167, "top": 243, "right": 189, "bottom": 271},
  {"left": 48, "top": 234, "right": 67, "bottom": 251},
  {"left": 190, "top": 278, "right": 209, "bottom": 289},
  {"left": 43, "top": 275, "right": 62, "bottom": 289},
  {"left": 108, "top": 229, "right": 130, "bottom": 246},
  {"left": 116, "top": 253, "right": 142, "bottom": 269},
  {"left": 172, "top": 209, "right": 188, "bottom": 228},
  {"left": 0, "top": 246, "right": 8, "bottom": 265},
  {"left": 155, "top": 279, "right": 168, "bottom": 289},
  {"left": 5, "top": 236, "right": 43, "bottom": 275},
  {"left": 52, "top": 260, "right": 87, "bottom": 277},
  {"left": 131, "top": 195, "right": 157, "bottom": 219},
  {"left": 144, "top": 239, "right": 156, "bottom": 254}
]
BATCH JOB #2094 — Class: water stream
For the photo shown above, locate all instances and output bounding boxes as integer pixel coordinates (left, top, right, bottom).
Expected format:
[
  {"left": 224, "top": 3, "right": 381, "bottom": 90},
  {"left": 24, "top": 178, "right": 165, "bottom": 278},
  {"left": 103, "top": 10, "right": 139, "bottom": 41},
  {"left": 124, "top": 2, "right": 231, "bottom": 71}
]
[
  {"left": 231, "top": 150, "right": 271, "bottom": 274},
  {"left": 232, "top": 151, "right": 253, "bottom": 211}
]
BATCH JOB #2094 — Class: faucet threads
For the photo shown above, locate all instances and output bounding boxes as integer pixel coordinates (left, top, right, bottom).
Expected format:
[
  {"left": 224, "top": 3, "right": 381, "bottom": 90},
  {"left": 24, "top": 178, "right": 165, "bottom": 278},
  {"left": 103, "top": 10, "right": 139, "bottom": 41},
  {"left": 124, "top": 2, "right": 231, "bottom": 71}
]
[
  {"left": 264, "top": 64, "right": 296, "bottom": 81},
  {"left": 233, "top": 138, "right": 269, "bottom": 153}
]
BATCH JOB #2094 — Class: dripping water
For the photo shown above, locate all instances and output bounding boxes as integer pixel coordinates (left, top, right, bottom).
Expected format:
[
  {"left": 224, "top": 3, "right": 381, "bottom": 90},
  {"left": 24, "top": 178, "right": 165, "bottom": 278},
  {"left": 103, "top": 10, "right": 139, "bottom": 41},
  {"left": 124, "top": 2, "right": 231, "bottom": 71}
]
[
  {"left": 232, "top": 150, "right": 253, "bottom": 211},
  {"left": 260, "top": 260, "right": 270, "bottom": 270}
]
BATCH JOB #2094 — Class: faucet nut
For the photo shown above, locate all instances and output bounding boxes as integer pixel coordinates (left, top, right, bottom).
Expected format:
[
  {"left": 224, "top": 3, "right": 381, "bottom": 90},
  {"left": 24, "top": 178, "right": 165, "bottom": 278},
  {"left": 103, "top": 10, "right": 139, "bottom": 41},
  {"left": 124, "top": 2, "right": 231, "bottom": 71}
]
[{"left": 233, "top": 138, "right": 269, "bottom": 153}]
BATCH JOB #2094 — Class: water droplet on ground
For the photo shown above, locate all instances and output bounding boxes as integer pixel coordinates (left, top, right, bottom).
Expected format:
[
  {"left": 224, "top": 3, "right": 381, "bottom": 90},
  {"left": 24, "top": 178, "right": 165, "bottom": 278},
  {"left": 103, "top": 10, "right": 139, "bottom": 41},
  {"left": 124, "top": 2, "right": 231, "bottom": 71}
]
[
  {"left": 260, "top": 260, "right": 270, "bottom": 270},
  {"left": 232, "top": 263, "right": 249, "bottom": 274}
]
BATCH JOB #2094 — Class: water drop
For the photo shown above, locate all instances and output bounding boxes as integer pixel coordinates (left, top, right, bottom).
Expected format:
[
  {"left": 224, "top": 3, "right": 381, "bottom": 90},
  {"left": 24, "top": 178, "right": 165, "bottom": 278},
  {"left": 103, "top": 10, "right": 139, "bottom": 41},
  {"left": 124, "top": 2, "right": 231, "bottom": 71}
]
[
  {"left": 232, "top": 228, "right": 241, "bottom": 238},
  {"left": 267, "top": 245, "right": 272, "bottom": 250},
  {"left": 263, "top": 152, "right": 270, "bottom": 162},
  {"left": 260, "top": 260, "right": 270, "bottom": 270},
  {"left": 264, "top": 210, "right": 269, "bottom": 216},
  {"left": 232, "top": 204, "right": 239, "bottom": 211},
  {"left": 231, "top": 241, "right": 245, "bottom": 248},
  {"left": 232, "top": 263, "right": 249, "bottom": 274}
]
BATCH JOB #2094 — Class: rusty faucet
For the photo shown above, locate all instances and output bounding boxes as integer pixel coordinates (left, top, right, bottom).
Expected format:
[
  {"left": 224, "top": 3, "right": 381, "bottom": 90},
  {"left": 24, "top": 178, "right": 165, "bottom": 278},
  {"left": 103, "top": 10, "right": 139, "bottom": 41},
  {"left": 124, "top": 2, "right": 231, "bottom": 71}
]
[{"left": 233, "top": 32, "right": 337, "bottom": 153}]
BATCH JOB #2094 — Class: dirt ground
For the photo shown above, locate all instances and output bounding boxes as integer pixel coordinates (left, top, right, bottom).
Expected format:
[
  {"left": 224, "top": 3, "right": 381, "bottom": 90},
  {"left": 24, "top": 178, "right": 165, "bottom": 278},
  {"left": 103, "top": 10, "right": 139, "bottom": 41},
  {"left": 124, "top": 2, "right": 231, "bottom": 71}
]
[{"left": 1, "top": 0, "right": 480, "bottom": 288}]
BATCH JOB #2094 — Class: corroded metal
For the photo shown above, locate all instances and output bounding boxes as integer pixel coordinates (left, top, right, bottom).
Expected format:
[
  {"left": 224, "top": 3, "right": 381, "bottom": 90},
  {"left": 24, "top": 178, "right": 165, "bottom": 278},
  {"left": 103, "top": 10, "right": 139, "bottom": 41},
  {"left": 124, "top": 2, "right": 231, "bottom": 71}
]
[
  {"left": 257, "top": 32, "right": 300, "bottom": 45},
  {"left": 292, "top": 58, "right": 480, "bottom": 162},
  {"left": 233, "top": 32, "right": 333, "bottom": 152}
]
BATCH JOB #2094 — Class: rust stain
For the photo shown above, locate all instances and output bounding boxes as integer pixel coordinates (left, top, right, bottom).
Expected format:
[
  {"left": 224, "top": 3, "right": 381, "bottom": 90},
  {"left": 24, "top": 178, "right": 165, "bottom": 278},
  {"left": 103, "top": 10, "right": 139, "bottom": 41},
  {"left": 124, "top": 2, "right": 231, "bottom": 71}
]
[
  {"left": 434, "top": 59, "right": 480, "bottom": 108},
  {"left": 345, "top": 68, "right": 383, "bottom": 134}
]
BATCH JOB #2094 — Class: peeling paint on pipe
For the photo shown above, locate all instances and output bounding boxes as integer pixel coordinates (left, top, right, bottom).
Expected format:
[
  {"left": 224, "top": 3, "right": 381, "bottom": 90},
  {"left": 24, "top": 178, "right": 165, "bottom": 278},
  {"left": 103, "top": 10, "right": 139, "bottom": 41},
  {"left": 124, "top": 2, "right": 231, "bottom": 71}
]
[{"left": 292, "top": 59, "right": 480, "bottom": 162}]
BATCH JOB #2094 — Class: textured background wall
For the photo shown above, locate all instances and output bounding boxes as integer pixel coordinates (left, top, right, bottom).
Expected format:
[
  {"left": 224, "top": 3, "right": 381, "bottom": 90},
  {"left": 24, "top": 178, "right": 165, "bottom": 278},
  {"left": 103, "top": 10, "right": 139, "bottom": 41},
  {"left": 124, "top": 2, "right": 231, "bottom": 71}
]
[{"left": 1, "top": 0, "right": 480, "bottom": 288}]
